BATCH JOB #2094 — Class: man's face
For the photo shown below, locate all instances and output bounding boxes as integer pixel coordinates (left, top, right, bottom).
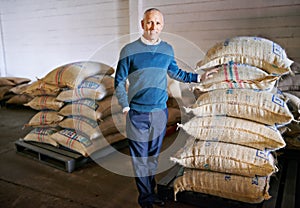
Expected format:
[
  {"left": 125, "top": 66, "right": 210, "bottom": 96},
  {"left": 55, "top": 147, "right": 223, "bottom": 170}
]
[{"left": 141, "top": 10, "right": 164, "bottom": 42}]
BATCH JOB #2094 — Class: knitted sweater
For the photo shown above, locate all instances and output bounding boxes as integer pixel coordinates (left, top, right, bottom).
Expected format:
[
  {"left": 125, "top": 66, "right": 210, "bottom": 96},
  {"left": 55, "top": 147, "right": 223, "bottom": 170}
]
[{"left": 114, "top": 38, "right": 198, "bottom": 112}]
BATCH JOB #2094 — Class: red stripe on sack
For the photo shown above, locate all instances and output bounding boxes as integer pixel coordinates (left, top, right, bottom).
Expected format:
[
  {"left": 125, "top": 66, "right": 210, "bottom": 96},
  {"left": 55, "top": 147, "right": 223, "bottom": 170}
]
[
  {"left": 224, "top": 64, "right": 233, "bottom": 88},
  {"left": 233, "top": 63, "right": 243, "bottom": 88}
]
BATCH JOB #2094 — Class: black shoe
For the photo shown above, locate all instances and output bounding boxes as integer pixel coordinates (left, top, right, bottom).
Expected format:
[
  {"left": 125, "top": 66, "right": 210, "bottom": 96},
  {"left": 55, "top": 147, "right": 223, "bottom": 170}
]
[
  {"left": 141, "top": 204, "right": 153, "bottom": 208},
  {"left": 153, "top": 195, "right": 165, "bottom": 206}
]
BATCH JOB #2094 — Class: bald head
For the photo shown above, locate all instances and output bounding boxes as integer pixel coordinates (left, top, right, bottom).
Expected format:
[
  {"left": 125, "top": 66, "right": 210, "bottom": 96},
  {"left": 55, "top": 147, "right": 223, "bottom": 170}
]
[{"left": 141, "top": 8, "right": 164, "bottom": 43}]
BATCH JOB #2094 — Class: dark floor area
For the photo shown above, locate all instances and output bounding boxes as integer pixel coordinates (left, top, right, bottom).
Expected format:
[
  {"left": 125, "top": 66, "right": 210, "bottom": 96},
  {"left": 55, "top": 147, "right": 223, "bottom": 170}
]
[{"left": 0, "top": 105, "right": 196, "bottom": 208}]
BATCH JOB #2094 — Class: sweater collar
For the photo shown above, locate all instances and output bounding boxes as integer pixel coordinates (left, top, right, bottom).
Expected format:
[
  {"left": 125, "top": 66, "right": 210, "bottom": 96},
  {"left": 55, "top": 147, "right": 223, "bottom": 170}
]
[{"left": 140, "top": 35, "right": 161, "bottom": 45}]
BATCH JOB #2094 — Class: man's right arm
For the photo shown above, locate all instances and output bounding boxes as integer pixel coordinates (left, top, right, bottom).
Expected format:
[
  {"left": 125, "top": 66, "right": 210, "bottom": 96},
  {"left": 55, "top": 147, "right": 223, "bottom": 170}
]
[{"left": 114, "top": 51, "right": 130, "bottom": 114}]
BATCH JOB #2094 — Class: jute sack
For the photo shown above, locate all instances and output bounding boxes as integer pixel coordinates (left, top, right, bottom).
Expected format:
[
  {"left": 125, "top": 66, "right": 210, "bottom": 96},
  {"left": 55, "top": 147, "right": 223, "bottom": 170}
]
[
  {"left": 9, "top": 83, "right": 30, "bottom": 94},
  {"left": 197, "top": 36, "right": 293, "bottom": 75},
  {"left": 167, "top": 107, "right": 181, "bottom": 126},
  {"left": 283, "top": 92, "right": 300, "bottom": 114},
  {"left": 195, "top": 62, "right": 278, "bottom": 92},
  {"left": 6, "top": 94, "right": 33, "bottom": 105},
  {"left": 59, "top": 116, "right": 101, "bottom": 140},
  {"left": 0, "top": 77, "right": 31, "bottom": 86},
  {"left": 0, "top": 78, "right": 15, "bottom": 86},
  {"left": 41, "top": 61, "right": 114, "bottom": 88},
  {"left": 24, "top": 96, "right": 64, "bottom": 111},
  {"left": 178, "top": 116, "right": 285, "bottom": 150},
  {"left": 56, "top": 75, "right": 114, "bottom": 102},
  {"left": 51, "top": 129, "right": 92, "bottom": 157},
  {"left": 96, "top": 96, "right": 122, "bottom": 119},
  {"left": 25, "top": 111, "right": 64, "bottom": 127},
  {"left": 185, "top": 89, "right": 294, "bottom": 125},
  {"left": 277, "top": 73, "right": 300, "bottom": 92},
  {"left": 22, "top": 80, "right": 61, "bottom": 96},
  {"left": 0, "top": 86, "right": 13, "bottom": 100},
  {"left": 59, "top": 99, "right": 101, "bottom": 121},
  {"left": 99, "top": 113, "right": 126, "bottom": 137},
  {"left": 287, "top": 91, "right": 300, "bottom": 98},
  {"left": 23, "top": 128, "right": 59, "bottom": 147},
  {"left": 285, "top": 136, "right": 300, "bottom": 149},
  {"left": 171, "top": 138, "right": 277, "bottom": 177},
  {"left": 174, "top": 168, "right": 271, "bottom": 204},
  {"left": 283, "top": 121, "right": 300, "bottom": 138}
]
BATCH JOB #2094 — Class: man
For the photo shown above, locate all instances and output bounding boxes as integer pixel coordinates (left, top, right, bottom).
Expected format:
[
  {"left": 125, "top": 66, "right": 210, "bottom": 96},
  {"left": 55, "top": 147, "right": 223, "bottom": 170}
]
[{"left": 114, "top": 8, "right": 217, "bottom": 208}]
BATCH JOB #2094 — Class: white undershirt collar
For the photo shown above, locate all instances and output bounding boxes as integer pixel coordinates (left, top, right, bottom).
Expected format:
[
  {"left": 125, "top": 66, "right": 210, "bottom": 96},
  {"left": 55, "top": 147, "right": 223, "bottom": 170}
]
[{"left": 141, "top": 35, "right": 161, "bottom": 45}]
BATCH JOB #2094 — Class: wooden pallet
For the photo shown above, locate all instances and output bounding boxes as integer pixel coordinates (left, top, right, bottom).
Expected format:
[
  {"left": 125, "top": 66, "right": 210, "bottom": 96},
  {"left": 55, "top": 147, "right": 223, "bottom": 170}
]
[
  {"left": 15, "top": 139, "right": 128, "bottom": 173},
  {"left": 158, "top": 149, "right": 300, "bottom": 208}
]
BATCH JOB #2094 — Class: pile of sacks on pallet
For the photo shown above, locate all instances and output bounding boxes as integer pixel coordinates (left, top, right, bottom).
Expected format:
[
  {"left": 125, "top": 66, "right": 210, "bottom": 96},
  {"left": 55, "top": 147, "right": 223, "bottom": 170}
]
[
  {"left": 22, "top": 61, "right": 126, "bottom": 157},
  {"left": 277, "top": 64, "right": 300, "bottom": 149},
  {"left": 170, "top": 36, "right": 297, "bottom": 203},
  {"left": 0, "top": 77, "right": 33, "bottom": 105},
  {"left": 21, "top": 61, "right": 183, "bottom": 157}
]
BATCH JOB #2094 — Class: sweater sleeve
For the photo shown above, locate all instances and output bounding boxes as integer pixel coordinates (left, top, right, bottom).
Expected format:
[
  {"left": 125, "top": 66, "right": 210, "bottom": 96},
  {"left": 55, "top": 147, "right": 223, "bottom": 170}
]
[
  {"left": 114, "top": 48, "right": 129, "bottom": 109},
  {"left": 167, "top": 47, "right": 198, "bottom": 83}
]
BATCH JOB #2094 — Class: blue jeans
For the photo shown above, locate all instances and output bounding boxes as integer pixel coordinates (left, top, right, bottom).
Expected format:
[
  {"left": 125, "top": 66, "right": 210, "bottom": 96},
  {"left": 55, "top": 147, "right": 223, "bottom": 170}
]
[{"left": 126, "top": 108, "right": 168, "bottom": 206}]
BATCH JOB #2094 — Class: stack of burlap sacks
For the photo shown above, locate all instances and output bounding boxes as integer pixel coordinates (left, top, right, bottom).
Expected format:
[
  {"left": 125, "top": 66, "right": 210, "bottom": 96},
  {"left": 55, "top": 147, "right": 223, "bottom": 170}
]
[
  {"left": 0, "top": 77, "right": 33, "bottom": 105},
  {"left": 22, "top": 61, "right": 127, "bottom": 157},
  {"left": 277, "top": 66, "right": 300, "bottom": 149},
  {"left": 170, "top": 37, "right": 295, "bottom": 203}
]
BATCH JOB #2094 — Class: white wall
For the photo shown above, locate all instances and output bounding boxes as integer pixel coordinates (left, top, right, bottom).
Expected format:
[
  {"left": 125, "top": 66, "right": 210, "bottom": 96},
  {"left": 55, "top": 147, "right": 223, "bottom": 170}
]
[
  {"left": 0, "top": 0, "right": 299, "bottom": 80},
  {"left": 0, "top": 0, "right": 129, "bottom": 80},
  {"left": 144, "top": 0, "right": 300, "bottom": 66}
]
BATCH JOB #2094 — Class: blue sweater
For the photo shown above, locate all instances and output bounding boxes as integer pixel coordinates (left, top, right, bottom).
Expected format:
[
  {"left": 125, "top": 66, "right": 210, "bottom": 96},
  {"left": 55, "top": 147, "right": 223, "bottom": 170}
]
[{"left": 114, "top": 38, "right": 198, "bottom": 112}]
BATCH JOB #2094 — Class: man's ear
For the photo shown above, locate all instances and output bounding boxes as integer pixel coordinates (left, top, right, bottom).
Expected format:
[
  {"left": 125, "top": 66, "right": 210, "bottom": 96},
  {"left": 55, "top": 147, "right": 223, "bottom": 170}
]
[{"left": 141, "top": 20, "right": 144, "bottom": 30}]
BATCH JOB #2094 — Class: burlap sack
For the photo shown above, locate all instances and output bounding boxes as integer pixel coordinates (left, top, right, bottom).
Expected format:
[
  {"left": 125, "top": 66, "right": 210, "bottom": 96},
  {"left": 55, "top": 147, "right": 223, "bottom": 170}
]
[
  {"left": 0, "top": 86, "right": 13, "bottom": 100},
  {"left": 285, "top": 136, "right": 300, "bottom": 149},
  {"left": 96, "top": 96, "right": 122, "bottom": 119},
  {"left": 277, "top": 73, "right": 300, "bottom": 92},
  {"left": 174, "top": 168, "right": 271, "bottom": 204},
  {"left": 56, "top": 75, "right": 114, "bottom": 102},
  {"left": 0, "top": 78, "right": 15, "bottom": 86},
  {"left": 287, "top": 91, "right": 300, "bottom": 98},
  {"left": 178, "top": 116, "right": 285, "bottom": 150},
  {"left": 59, "top": 99, "right": 101, "bottom": 121},
  {"left": 50, "top": 129, "right": 122, "bottom": 157},
  {"left": 283, "top": 121, "right": 300, "bottom": 138},
  {"left": 59, "top": 116, "right": 101, "bottom": 140},
  {"left": 167, "top": 107, "right": 181, "bottom": 126},
  {"left": 99, "top": 113, "right": 126, "bottom": 137},
  {"left": 26, "top": 111, "right": 64, "bottom": 127},
  {"left": 0, "top": 77, "right": 30, "bottom": 86},
  {"left": 6, "top": 94, "right": 33, "bottom": 105},
  {"left": 197, "top": 36, "right": 293, "bottom": 75},
  {"left": 24, "top": 96, "right": 64, "bottom": 111},
  {"left": 9, "top": 83, "right": 30, "bottom": 94},
  {"left": 185, "top": 89, "right": 294, "bottom": 125},
  {"left": 171, "top": 138, "right": 277, "bottom": 177},
  {"left": 41, "top": 61, "right": 114, "bottom": 88},
  {"left": 284, "top": 92, "right": 300, "bottom": 114},
  {"left": 50, "top": 129, "right": 93, "bottom": 157},
  {"left": 195, "top": 62, "right": 278, "bottom": 92},
  {"left": 23, "top": 128, "right": 59, "bottom": 147},
  {"left": 22, "top": 80, "right": 61, "bottom": 96}
]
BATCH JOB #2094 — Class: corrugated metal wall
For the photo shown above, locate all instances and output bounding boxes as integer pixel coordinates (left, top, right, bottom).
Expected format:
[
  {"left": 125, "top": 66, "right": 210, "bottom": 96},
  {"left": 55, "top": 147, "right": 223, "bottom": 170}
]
[{"left": 0, "top": 0, "right": 299, "bottom": 79}]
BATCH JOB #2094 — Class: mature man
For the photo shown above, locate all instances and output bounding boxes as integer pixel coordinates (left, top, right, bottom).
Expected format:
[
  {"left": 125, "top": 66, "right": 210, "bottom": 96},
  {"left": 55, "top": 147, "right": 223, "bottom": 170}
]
[{"left": 114, "top": 8, "right": 217, "bottom": 208}]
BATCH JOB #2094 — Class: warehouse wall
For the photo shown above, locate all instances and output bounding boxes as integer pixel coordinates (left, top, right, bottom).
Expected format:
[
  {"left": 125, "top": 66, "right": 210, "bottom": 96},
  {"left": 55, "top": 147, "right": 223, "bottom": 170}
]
[
  {"left": 143, "top": 0, "right": 300, "bottom": 67},
  {"left": 0, "top": 0, "right": 130, "bottom": 79},
  {"left": 0, "top": 0, "right": 299, "bottom": 80}
]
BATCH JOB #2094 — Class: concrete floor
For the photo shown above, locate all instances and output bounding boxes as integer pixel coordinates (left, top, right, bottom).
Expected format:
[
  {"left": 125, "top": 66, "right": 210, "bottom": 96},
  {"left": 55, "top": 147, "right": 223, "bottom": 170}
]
[{"left": 0, "top": 105, "right": 196, "bottom": 208}]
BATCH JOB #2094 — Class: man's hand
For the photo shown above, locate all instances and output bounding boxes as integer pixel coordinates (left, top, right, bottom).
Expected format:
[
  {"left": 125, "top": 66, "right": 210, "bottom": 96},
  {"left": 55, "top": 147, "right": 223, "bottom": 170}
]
[{"left": 200, "top": 67, "right": 219, "bottom": 82}]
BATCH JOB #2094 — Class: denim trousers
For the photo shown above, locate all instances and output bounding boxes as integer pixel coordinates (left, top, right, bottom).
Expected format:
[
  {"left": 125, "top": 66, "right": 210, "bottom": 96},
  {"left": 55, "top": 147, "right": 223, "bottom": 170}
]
[{"left": 126, "top": 108, "right": 168, "bottom": 206}]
